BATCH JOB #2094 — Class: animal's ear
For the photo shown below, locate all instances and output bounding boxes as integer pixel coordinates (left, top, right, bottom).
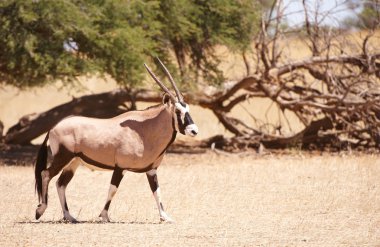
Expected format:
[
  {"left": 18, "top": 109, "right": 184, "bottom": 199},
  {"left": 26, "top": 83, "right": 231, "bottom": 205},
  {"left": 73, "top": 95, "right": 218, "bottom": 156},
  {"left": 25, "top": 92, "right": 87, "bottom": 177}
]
[{"left": 162, "top": 93, "right": 171, "bottom": 106}]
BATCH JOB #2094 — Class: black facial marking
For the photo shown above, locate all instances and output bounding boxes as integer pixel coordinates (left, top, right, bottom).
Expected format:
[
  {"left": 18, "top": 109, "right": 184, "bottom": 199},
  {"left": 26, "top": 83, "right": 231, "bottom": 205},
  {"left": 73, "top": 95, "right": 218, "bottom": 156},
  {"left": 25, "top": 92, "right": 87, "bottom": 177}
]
[
  {"left": 110, "top": 166, "right": 124, "bottom": 188},
  {"left": 184, "top": 112, "right": 194, "bottom": 126},
  {"left": 176, "top": 110, "right": 181, "bottom": 118},
  {"left": 146, "top": 170, "right": 158, "bottom": 193},
  {"left": 176, "top": 111, "right": 186, "bottom": 134},
  {"left": 175, "top": 103, "right": 195, "bottom": 136}
]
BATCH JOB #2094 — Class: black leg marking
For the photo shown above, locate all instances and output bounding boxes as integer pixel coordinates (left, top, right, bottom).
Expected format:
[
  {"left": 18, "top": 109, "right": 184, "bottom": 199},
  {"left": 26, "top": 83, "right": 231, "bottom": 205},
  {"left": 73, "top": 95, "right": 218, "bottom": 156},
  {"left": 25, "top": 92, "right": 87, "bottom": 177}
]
[
  {"left": 56, "top": 161, "right": 79, "bottom": 223},
  {"left": 57, "top": 170, "right": 74, "bottom": 187},
  {"left": 146, "top": 168, "right": 173, "bottom": 222},
  {"left": 100, "top": 167, "right": 125, "bottom": 222},
  {"left": 104, "top": 167, "right": 124, "bottom": 211},
  {"left": 146, "top": 170, "right": 158, "bottom": 193},
  {"left": 104, "top": 201, "right": 111, "bottom": 211},
  {"left": 36, "top": 145, "right": 75, "bottom": 220},
  {"left": 111, "top": 166, "right": 124, "bottom": 188}
]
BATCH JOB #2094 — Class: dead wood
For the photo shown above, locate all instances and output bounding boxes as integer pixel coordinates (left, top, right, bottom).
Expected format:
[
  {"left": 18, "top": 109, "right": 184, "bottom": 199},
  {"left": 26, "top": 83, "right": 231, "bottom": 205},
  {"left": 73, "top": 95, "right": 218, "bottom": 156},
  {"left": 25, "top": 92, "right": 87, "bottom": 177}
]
[{"left": 4, "top": 89, "right": 161, "bottom": 144}]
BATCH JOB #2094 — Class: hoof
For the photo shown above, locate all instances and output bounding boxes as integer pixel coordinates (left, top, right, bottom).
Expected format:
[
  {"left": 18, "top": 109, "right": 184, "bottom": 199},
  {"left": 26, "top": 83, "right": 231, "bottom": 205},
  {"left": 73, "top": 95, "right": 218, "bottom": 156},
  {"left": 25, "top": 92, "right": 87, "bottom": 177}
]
[
  {"left": 160, "top": 216, "right": 174, "bottom": 224},
  {"left": 99, "top": 211, "right": 111, "bottom": 223},
  {"left": 35, "top": 211, "right": 42, "bottom": 220},
  {"left": 159, "top": 211, "right": 174, "bottom": 223},
  {"left": 62, "top": 217, "right": 78, "bottom": 224},
  {"left": 63, "top": 214, "right": 78, "bottom": 223},
  {"left": 100, "top": 218, "right": 110, "bottom": 223},
  {"left": 35, "top": 204, "right": 47, "bottom": 220}
]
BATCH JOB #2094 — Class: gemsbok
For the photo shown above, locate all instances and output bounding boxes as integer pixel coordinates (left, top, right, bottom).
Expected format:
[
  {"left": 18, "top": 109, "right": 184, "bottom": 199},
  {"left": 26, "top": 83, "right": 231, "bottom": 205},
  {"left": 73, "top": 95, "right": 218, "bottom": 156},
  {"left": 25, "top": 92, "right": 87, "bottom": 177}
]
[{"left": 34, "top": 59, "right": 198, "bottom": 223}]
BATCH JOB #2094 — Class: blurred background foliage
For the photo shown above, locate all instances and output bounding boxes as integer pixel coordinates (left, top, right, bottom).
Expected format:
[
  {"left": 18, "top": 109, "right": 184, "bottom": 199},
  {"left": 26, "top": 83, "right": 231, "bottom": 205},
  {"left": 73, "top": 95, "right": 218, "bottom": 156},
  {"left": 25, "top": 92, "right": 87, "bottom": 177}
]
[{"left": 0, "top": 0, "right": 261, "bottom": 88}]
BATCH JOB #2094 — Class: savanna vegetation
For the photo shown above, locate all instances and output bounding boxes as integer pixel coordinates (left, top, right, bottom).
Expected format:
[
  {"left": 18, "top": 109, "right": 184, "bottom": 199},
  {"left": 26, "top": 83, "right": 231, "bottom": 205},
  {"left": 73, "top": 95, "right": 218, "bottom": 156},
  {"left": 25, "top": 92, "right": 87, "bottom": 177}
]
[
  {"left": 1, "top": 1, "right": 379, "bottom": 246},
  {"left": 1, "top": 0, "right": 379, "bottom": 153}
]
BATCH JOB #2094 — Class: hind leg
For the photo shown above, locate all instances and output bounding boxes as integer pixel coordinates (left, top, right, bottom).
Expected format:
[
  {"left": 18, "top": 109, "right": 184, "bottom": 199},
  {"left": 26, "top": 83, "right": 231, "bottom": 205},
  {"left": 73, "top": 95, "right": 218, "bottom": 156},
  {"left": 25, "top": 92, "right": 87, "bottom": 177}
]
[
  {"left": 36, "top": 146, "right": 74, "bottom": 220},
  {"left": 56, "top": 158, "right": 80, "bottom": 223}
]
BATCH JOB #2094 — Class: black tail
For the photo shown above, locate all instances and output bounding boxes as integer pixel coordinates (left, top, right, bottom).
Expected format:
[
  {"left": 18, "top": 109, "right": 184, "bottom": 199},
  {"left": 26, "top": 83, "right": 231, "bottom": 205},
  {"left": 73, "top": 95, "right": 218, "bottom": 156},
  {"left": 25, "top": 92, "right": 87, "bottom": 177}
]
[{"left": 35, "top": 133, "right": 49, "bottom": 203}]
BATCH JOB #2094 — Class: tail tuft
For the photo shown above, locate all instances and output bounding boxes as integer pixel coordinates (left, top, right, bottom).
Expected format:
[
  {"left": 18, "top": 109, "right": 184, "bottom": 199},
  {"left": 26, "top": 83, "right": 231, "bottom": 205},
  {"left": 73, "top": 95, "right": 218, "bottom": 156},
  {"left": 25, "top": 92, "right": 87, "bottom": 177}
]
[{"left": 35, "top": 133, "right": 49, "bottom": 202}]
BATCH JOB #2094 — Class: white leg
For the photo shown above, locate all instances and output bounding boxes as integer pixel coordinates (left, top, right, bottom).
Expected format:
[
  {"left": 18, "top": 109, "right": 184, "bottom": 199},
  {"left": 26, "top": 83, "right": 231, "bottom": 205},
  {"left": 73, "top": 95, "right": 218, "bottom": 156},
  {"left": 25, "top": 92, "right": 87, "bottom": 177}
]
[
  {"left": 99, "top": 184, "right": 118, "bottom": 222},
  {"left": 154, "top": 187, "right": 174, "bottom": 222},
  {"left": 99, "top": 167, "right": 125, "bottom": 222},
  {"left": 56, "top": 159, "right": 79, "bottom": 223},
  {"left": 146, "top": 169, "right": 174, "bottom": 223}
]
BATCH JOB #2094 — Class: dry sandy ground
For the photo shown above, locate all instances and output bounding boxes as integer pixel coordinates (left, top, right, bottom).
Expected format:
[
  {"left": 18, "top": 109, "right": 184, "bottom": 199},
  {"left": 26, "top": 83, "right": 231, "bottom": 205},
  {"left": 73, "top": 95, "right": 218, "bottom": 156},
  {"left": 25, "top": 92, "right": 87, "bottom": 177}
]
[{"left": 0, "top": 152, "right": 379, "bottom": 246}]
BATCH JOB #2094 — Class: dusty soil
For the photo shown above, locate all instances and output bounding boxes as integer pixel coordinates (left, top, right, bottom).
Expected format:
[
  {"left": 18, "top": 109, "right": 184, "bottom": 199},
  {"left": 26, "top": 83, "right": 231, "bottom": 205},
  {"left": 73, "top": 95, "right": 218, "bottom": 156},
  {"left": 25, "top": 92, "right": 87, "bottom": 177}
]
[{"left": 0, "top": 152, "right": 379, "bottom": 246}]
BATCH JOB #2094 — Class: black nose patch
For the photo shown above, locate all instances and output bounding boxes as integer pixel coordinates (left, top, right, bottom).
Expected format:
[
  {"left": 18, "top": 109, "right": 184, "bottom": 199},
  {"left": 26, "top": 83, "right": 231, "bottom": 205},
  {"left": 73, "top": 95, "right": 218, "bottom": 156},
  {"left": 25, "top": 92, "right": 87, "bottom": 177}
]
[{"left": 184, "top": 113, "right": 194, "bottom": 126}]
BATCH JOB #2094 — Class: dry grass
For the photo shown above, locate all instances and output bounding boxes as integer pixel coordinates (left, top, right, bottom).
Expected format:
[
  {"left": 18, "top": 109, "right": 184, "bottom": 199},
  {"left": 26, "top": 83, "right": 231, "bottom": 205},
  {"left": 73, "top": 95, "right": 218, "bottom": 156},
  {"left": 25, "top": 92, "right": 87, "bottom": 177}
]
[{"left": 1, "top": 153, "right": 379, "bottom": 246}]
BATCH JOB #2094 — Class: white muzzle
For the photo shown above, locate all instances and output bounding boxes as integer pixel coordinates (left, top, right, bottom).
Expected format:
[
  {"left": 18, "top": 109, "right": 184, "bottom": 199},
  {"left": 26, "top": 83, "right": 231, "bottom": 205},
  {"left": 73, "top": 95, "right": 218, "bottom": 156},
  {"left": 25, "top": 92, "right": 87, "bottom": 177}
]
[{"left": 185, "top": 124, "right": 199, "bottom": 137}]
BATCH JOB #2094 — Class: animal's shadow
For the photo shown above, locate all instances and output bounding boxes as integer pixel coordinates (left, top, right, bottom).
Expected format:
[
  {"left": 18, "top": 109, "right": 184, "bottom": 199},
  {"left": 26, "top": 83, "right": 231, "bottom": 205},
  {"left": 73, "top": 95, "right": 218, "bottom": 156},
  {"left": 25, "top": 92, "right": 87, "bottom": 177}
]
[{"left": 17, "top": 220, "right": 162, "bottom": 225}]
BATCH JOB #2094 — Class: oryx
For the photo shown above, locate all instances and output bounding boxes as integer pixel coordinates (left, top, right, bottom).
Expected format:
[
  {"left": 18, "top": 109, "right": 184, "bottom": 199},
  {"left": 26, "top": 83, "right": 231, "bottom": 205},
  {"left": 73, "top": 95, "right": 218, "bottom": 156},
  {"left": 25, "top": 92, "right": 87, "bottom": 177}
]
[{"left": 34, "top": 59, "right": 198, "bottom": 223}]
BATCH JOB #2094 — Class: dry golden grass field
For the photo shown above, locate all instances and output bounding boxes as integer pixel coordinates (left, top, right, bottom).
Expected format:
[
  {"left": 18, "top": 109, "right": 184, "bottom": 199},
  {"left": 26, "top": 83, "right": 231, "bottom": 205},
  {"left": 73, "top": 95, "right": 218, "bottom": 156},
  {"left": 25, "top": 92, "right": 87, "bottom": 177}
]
[
  {"left": 1, "top": 31, "right": 380, "bottom": 246},
  {"left": 0, "top": 153, "right": 379, "bottom": 246}
]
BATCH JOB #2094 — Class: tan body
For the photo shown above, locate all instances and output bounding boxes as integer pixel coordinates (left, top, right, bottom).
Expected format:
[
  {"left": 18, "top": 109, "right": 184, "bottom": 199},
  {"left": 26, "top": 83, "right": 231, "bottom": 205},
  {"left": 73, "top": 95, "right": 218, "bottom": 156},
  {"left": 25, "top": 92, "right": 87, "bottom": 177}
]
[{"left": 49, "top": 104, "right": 174, "bottom": 171}]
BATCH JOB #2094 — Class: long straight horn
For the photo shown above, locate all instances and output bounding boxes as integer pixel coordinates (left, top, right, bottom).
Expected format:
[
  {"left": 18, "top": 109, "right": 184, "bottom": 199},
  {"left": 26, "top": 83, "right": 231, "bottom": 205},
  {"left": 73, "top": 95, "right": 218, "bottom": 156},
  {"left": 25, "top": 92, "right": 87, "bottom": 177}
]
[
  {"left": 144, "top": 63, "right": 177, "bottom": 102},
  {"left": 156, "top": 57, "right": 184, "bottom": 103}
]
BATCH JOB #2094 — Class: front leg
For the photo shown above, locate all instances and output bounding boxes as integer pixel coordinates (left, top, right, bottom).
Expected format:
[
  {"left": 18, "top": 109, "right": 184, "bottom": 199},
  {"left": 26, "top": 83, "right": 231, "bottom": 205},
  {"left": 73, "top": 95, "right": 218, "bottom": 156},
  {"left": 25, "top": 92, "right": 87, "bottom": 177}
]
[{"left": 146, "top": 169, "right": 174, "bottom": 223}]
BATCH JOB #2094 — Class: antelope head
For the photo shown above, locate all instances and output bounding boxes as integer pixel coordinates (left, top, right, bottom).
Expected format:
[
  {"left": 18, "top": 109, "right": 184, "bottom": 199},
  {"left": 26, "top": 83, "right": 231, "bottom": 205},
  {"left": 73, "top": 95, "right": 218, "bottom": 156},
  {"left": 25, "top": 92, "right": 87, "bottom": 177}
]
[{"left": 144, "top": 59, "right": 199, "bottom": 137}]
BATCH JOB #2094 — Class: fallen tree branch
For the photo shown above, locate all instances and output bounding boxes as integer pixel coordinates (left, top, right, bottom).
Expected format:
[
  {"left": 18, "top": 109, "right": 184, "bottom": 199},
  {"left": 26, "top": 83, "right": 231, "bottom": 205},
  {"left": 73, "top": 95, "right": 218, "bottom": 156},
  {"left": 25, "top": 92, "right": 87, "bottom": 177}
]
[{"left": 5, "top": 89, "right": 161, "bottom": 144}]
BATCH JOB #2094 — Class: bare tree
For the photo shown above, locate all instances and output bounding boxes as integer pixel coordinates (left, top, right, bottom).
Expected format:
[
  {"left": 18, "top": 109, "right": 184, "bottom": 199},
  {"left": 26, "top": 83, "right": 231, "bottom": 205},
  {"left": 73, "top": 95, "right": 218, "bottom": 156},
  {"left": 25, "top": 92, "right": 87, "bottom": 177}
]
[{"left": 205, "top": 0, "right": 380, "bottom": 151}]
